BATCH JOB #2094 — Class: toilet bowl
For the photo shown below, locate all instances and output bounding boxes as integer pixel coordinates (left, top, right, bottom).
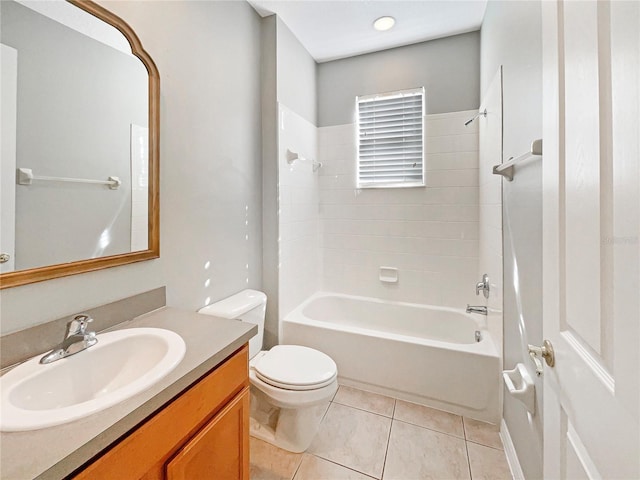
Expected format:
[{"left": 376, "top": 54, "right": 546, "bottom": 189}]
[{"left": 198, "top": 289, "right": 337, "bottom": 453}]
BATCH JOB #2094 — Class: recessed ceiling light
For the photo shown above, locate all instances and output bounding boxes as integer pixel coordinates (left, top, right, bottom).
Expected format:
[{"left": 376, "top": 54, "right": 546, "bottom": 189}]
[{"left": 373, "top": 16, "right": 395, "bottom": 32}]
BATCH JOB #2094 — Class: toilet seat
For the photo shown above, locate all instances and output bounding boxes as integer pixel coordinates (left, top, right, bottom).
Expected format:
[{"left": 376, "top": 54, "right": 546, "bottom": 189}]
[{"left": 252, "top": 345, "right": 337, "bottom": 391}]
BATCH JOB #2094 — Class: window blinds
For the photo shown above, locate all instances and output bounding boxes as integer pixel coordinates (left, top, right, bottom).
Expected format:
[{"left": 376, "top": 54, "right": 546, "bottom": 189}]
[{"left": 356, "top": 88, "right": 425, "bottom": 188}]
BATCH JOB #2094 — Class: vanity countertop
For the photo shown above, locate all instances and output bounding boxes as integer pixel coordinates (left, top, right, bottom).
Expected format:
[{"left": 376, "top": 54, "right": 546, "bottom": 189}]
[{"left": 0, "top": 307, "right": 257, "bottom": 480}]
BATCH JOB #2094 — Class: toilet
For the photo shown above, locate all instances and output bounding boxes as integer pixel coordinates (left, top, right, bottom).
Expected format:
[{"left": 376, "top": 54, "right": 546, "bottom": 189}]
[{"left": 198, "top": 289, "right": 337, "bottom": 453}]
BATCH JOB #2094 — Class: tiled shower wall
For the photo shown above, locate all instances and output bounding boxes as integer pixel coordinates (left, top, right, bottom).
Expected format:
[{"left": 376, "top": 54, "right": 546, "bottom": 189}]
[
  {"left": 479, "top": 68, "right": 504, "bottom": 351},
  {"left": 318, "top": 110, "right": 480, "bottom": 307},
  {"left": 278, "top": 103, "right": 320, "bottom": 318}
]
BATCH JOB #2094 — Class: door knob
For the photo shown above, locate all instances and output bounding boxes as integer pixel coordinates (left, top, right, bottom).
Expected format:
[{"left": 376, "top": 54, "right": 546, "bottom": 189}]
[
  {"left": 0, "top": 253, "right": 10, "bottom": 264},
  {"left": 527, "top": 340, "right": 555, "bottom": 376}
]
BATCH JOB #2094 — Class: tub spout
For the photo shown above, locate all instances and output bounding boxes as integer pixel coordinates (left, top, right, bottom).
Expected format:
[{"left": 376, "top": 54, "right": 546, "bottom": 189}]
[{"left": 466, "top": 305, "right": 487, "bottom": 316}]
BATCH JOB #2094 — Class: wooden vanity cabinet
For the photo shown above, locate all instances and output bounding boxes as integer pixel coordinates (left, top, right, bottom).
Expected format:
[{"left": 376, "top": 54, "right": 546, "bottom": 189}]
[{"left": 74, "top": 345, "right": 250, "bottom": 480}]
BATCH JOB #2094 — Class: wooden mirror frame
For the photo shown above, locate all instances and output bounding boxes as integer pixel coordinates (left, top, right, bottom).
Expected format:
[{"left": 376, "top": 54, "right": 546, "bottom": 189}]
[{"left": 0, "top": 0, "right": 160, "bottom": 289}]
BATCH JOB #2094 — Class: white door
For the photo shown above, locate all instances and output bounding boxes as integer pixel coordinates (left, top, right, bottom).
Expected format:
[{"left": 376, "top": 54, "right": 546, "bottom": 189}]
[
  {"left": 542, "top": 1, "right": 639, "bottom": 479},
  {"left": 1, "top": 44, "right": 18, "bottom": 273}
]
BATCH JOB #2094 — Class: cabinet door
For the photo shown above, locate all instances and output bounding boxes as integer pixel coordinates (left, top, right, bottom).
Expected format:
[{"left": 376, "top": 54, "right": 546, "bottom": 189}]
[
  {"left": 166, "top": 387, "right": 249, "bottom": 480},
  {"left": 74, "top": 346, "right": 249, "bottom": 480}
]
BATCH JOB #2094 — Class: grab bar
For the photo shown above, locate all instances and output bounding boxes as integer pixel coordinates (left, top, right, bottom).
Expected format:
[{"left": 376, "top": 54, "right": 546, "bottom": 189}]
[
  {"left": 493, "top": 139, "right": 542, "bottom": 181},
  {"left": 17, "top": 168, "right": 121, "bottom": 190}
]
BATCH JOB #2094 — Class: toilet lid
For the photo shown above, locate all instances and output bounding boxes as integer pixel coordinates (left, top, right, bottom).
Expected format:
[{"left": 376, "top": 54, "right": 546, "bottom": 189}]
[{"left": 253, "top": 345, "right": 337, "bottom": 391}]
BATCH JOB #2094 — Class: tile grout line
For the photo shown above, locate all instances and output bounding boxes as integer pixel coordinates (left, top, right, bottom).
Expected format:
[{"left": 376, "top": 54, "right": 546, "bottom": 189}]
[
  {"left": 464, "top": 439, "right": 474, "bottom": 480},
  {"left": 391, "top": 417, "right": 465, "bottom": 441},
  {"left": 379, "top": 399, "right": 397, "bottom": 480},
  {"left": 331, "top": 400, "right": 395, "bottom": 419},
  {"left": 290, "top": 454, "right": 304, "bottom": 480},
  {"left": 292, "top": 395, "right": 333, "bottom": 480},
  {"left": 463, "top": 416, "right": 469, "bottom": 440},
  {"left": 462, "top": 416, "right": 505, "bottom": 450},
  {"left": 463, "top": 417, "right": 474, "bottom": 480},
  {"left": 466, "top": 438, "right": 505, "bottom": 451},
  {"left": 319, "top": 401, "right": 332, "bottom": 423},
  {"left": 310, "top": 397, "right": 391, "bottom": 479},
  {"left": 309, "top": 453, "right": 378, "bottom": 479}
]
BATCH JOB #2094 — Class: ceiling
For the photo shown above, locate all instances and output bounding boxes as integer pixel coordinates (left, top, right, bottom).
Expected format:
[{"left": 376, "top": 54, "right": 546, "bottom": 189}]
[{"left": 248, "top": 0, "right": 488, "bottom": 63}]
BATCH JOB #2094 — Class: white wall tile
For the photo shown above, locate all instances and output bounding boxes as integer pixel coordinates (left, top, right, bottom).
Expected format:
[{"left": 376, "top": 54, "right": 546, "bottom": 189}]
[
  {"left": 426, "top": 169, "right": 479, "bottom": 187},
  {"left": 425, "top": 152, "right": 479, "bottom": 171},
  {"left": 316, "top": 112, "right": 480, "bottom": 306},
  {"left": 454, "top": 134, "right": 480, "bottom": 152},
  {"left": 422, "top": 205, "right": 479, "bottom": 222},
  {"left": 424, "top": 187, "right": 479, "bottom": 205},
  {"left": 278, "top": 104, "right": 320, "bottom": 317}
]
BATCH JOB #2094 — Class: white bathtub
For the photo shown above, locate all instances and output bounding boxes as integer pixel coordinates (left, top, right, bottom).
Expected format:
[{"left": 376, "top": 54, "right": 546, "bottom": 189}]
[{"left": 281, "top": 292, "right": 501, "bottom": 423}]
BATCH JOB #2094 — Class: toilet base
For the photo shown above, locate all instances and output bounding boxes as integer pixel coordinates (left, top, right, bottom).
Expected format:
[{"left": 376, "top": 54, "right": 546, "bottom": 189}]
[{"left": 249, "top": 387, "right": 330, "bottom": 453}]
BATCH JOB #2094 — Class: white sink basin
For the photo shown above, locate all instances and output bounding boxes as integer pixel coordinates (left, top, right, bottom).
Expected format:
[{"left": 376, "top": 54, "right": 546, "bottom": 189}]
[{"left": 0, "top": 328, "right": 186, "bottom": 432}]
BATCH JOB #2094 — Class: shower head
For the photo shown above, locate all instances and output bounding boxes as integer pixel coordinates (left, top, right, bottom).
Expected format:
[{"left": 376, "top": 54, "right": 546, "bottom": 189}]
[{"left": 465, "top": 108, "right": 487, "bottom": 126}]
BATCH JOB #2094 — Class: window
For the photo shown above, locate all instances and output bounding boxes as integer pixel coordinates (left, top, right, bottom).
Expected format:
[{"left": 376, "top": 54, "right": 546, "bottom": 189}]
[{"left": 356, "top": 87, "right": 425, "bottom": 188}]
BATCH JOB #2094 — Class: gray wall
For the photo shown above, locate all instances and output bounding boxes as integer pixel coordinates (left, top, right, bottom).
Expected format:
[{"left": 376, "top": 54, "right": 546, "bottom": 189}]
[
  {"left": 261, "top": 15, "right": 278, "bottom": 348},
  {"left": 2, "top": 1, "right": 147, "bottom": 270},
  {"left": 481, "top": 2, "right": 543, "bottom": 479},
  {"left": 261, "top": 17, "right": 318, "bottom": 347},
  {"left": 318, "top": 31, "right": 480, "bottom": 127},
  {"left": 276, "top": 17, "right": 317, "bottom": 126},
  {"left": 0, "top": 0, "right": 264, "bottom": 334}
]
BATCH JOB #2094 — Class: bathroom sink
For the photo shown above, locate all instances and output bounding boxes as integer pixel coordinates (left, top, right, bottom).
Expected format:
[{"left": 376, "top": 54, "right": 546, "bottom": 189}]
[{"left": 0, "top": 328, "right": 186, "bottom": 432}]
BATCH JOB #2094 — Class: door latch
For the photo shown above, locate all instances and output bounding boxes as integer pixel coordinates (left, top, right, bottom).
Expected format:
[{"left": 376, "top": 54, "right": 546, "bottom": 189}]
[{"left": 527, "top": 340, "right": 555, "bottom": 376}]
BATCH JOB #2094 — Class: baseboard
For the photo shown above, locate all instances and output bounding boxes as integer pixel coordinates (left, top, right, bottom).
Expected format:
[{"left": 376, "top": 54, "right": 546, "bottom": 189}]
[{"left": 500, "top": 419, "right": 525, "bottom": 480}]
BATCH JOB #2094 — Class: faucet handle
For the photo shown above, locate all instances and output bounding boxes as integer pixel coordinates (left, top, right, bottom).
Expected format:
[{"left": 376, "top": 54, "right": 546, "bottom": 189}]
[
  {"left": 475, "top": 273, "right": 490, "bottom": 298},
  {"left": 66, "top": 314, "right": 94, "bottom": 337}
]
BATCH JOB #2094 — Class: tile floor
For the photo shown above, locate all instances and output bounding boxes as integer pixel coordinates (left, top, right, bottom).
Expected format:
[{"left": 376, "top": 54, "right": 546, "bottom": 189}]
[{"left": 250, "top": 385, "right": 511, "bottom": 480}]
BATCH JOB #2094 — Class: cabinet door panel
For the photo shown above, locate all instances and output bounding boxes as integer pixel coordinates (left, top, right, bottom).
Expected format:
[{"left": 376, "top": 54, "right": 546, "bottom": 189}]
[
  {"left": 166, "top": 387, "right": 249, "bottom": 480},
  {"left": 74, "top": 346, "right": 248, "bottom": 480}
]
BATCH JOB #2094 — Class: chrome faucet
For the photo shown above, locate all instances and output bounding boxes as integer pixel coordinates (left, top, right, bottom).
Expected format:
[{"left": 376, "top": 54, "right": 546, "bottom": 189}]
[
  {"left": 39, "top": 314, "right": 98, "bottom": 364},
  {"left": 476, "top": 274, "right": 490, "bottom": 299},
  {"left": 466, "top": 305, "right": 488, "bottom": 316}
]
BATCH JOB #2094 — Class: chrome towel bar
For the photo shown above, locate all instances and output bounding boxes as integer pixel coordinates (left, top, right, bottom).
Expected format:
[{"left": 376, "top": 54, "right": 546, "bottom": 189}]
[
  {"left": 17, "top": 168, "right": 121, "bottom": 189},
  {"left": 493, "top": 138, "right": 542, "bottom": 181}
]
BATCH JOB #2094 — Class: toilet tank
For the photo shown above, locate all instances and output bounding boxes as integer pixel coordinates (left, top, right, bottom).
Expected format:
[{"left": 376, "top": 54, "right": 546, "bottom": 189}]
[{"left": 198, "top": 289, "right": 266, "bottom": 358}]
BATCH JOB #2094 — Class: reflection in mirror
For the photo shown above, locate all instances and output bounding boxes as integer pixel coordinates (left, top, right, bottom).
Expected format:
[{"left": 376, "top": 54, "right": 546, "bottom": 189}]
[{"left": 0, "top": 0, "right": 159, "bottom": 288}]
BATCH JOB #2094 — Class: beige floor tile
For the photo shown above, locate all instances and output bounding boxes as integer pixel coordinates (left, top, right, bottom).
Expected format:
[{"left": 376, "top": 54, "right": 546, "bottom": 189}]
[
  {"left": 293, "top": 454, "right": 375, "bottom": 480},
  {"left": 250, "top": 436, "right": 303, "bottom": 480},
  {"left": 393, "top": 399, "right": 464, "bottom": 438},
  {"left": 383, "top": 420, "right": 471, "bottom": 480},
  {"left": 308, "top": 402, "right": 392, "bottom": 479},
  {"left": 463, "top": 418, "right": 503, "bottom": 450},
  {"left": 467, "top": 442, "right": 511, "bottom": 480},
  {"left": 333, "top": 385, "right": 396, "bottom": 417}
]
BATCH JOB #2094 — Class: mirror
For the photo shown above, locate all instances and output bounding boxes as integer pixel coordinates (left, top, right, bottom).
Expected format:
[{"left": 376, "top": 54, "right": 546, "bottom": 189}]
[{"left": 0, "top": 0, "right": 159, "bottom": 289}]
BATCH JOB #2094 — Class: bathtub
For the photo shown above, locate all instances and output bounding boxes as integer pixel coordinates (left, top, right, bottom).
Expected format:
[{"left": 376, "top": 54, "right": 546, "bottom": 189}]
[{"left": 281, "top": 292, "right": 501, "bottom": 423}]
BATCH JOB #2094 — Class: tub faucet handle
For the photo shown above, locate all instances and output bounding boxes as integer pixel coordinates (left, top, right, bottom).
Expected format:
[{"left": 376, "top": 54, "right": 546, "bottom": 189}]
[{"left": 475, "top": 274, "right": 490, "bottom": 299}]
